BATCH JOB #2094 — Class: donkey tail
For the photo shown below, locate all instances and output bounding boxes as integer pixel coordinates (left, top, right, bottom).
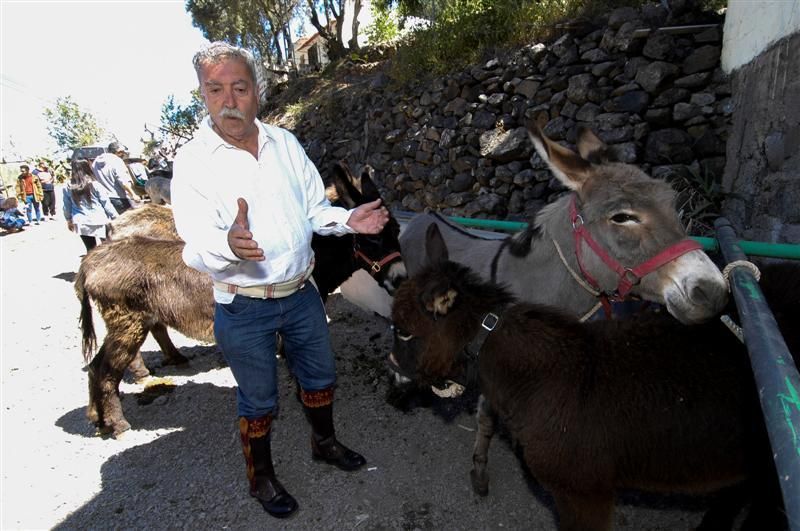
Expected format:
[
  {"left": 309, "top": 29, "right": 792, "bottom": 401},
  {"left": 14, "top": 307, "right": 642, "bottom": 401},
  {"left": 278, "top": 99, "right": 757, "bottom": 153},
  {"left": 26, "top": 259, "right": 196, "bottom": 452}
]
[{"left": 74, "top": 266, "right": 97, "bottom": 364}]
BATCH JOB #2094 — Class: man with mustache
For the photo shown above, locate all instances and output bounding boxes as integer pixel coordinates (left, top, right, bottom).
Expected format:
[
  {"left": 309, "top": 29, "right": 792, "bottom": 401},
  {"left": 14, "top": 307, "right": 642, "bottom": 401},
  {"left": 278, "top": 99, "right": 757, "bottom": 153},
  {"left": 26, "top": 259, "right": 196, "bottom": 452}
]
[{"left": 171, "top": 42, "right": 389, "bottom": 519}]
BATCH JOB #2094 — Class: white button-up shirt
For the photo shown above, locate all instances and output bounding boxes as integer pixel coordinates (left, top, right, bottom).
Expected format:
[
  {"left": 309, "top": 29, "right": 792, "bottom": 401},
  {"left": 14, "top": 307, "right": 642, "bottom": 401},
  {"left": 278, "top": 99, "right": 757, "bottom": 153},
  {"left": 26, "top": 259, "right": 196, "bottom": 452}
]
[{"left": 172, "top": 117, "right": 354, "bottom": 302}]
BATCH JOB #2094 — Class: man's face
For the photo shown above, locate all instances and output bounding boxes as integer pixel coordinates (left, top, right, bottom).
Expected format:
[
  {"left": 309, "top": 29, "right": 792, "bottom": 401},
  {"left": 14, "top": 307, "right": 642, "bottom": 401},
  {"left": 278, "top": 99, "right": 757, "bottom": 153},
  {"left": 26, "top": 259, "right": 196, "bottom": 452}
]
[
  {"left": 198, "top": 57, "right": 258, "bottom": 143},
  {"left": 20, "top": 167, "right": 29, "bottom": 176}
]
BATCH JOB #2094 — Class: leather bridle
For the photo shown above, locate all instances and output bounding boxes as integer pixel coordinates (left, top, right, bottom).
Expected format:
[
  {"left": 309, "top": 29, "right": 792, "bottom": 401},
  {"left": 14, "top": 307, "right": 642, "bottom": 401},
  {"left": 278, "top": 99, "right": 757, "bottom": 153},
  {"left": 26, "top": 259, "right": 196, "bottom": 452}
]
[
  {"left": 569, "top": 194, "right": 701, "bottom": 299},
  {"left": 353, "top": 244, "right": 402, "bottom": 277}
]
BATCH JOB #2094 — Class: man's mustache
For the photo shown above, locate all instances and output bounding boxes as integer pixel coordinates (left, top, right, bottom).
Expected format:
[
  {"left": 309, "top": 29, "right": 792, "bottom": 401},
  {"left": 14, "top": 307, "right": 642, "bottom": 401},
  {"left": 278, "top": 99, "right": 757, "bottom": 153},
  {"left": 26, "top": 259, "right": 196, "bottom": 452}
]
[{"left": 219, "top": 108, "right": 245, "bottom": 120}]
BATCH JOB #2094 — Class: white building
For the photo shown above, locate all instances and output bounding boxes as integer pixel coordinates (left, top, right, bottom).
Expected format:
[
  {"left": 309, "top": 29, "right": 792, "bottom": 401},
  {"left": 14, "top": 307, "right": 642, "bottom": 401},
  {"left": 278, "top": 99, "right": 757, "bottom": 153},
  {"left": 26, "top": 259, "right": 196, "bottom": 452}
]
[{"left": 294, "top": 0, "right": 373, "bottom": 71}]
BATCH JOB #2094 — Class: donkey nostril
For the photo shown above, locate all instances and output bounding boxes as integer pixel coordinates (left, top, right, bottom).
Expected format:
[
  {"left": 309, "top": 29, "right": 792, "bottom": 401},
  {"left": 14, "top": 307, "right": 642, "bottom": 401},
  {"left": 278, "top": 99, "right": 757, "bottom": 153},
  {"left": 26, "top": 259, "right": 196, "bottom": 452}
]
[
  {"left": 689, "top": 280, "right": 727, "bottom": 313},
  {"left": 690, "top": 284, "right": 711, "bottom": 306}
]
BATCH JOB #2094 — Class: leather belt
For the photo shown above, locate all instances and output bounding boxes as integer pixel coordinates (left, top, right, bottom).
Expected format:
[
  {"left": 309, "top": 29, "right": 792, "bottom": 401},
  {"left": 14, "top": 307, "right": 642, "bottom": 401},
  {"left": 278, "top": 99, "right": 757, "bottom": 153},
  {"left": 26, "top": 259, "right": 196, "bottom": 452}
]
[{"left": 213, "top": 260, "right": 315, "bottom": 299}]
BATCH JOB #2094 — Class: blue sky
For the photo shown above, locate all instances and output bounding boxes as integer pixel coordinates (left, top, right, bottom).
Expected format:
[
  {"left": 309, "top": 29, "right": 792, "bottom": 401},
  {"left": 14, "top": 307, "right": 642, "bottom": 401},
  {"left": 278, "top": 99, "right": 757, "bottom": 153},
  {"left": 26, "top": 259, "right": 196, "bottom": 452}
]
[{"left": 1, "top": 1, "right": 210, "bottom": 160}]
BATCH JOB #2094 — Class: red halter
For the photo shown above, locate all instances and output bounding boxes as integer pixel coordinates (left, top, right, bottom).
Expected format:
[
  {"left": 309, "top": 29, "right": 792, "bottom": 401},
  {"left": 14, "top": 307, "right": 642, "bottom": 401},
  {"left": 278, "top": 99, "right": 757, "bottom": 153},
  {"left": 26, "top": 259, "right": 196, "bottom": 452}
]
[
  {"left": 354, "top": 248, "right": 402, "bottom": 276},
  {"left": 569, "top": 195, "right": 701, "bottom": 299}
]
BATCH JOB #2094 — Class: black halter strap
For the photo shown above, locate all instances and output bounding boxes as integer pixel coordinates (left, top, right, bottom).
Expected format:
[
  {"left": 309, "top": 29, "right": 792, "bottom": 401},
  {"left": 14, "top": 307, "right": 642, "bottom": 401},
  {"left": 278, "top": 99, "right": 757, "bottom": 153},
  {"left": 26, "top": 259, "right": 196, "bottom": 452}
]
[{"left": 464, "top": 309, "right": 504, "bottom": 360}]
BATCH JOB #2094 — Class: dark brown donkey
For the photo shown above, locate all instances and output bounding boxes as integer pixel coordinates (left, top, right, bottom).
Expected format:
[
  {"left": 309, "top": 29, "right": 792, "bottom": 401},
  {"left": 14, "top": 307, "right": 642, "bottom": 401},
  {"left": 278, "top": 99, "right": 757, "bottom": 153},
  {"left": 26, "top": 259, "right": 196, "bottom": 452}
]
[
  {"left": 389, "top": 224, "right": 796, "bottom": 531},
  {"left": 77, "top": 162, "right": 404, "bottom": 437}
]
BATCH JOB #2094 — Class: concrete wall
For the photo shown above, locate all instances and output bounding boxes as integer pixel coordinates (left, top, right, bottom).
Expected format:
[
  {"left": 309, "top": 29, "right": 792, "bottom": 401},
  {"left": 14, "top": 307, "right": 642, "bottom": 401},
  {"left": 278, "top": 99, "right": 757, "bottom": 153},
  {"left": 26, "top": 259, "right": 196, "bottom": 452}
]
[
  {"left": 721, "top": 0, "right": 800, "bottom": 73},
  {"left": 720, "top": 3, "right": 800, "bottom": 243}
]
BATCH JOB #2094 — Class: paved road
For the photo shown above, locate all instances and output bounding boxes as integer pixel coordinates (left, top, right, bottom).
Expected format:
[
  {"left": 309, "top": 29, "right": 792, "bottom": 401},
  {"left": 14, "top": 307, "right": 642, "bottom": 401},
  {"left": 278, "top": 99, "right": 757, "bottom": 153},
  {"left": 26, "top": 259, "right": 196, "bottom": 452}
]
[{"left": 1, "top": 196, "right": 710, "bottom": 529}]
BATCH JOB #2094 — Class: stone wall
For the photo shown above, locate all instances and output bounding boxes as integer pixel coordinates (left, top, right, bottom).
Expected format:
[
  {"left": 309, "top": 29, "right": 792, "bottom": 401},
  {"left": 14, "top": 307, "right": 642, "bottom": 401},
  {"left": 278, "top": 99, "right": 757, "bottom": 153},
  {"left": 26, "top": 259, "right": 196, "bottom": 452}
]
[
  {"left": 269, "top": 4, "right": 731, "bottom": 230},
  {"left": 721, "top": 31, "right": 800, "bottom": 243}
]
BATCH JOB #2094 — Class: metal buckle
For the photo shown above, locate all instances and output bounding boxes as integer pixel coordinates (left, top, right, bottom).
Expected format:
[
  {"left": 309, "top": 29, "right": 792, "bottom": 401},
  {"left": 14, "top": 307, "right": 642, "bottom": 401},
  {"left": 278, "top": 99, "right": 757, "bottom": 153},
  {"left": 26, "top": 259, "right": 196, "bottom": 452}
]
[
  {"left": 481, "top": 312, "right": 499, "bottom": 331},
  {"left": 622, "top": 268, "right": 640, "bottom": 285},
  {"left": 371, "top": 262, "right": 381, "bottom": 273},
  {"left": 572, "top": 214, "right": 584, "bottom": 230}
]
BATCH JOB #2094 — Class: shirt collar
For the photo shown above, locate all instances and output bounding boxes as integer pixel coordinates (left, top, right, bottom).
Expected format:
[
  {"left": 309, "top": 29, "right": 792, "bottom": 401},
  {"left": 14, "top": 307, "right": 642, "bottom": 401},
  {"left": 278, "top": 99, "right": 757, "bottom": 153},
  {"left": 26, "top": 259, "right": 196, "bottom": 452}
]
[{"left": 199, "top": 116, "right": 273, "bottom": 156}]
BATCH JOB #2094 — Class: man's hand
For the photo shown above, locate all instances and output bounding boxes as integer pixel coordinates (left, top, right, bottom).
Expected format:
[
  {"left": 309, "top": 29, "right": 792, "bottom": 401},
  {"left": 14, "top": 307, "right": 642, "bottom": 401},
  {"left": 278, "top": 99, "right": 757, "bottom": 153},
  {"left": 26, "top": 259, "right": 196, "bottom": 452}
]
[
  {"left": 67, "top": 220, "right": 74, "bottom": 232},
  {"left": 228, "top": 198, "right": 265, "bottom": 261},
  {"left": 347, "top": 198, "right": 389, "bottom": 234}
]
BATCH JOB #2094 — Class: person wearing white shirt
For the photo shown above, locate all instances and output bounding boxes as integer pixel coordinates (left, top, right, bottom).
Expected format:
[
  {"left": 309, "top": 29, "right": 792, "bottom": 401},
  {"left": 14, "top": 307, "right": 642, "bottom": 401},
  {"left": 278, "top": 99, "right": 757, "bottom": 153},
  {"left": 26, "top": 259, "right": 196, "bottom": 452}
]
[{"left": 171, "top": 41, "right": 389, "bottom": 520}]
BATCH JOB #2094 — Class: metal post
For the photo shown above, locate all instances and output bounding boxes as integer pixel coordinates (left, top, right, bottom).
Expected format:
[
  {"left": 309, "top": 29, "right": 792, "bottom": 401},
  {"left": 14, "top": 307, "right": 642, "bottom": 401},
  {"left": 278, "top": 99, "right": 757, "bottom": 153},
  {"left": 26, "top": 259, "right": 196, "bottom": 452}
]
[{"left": 714, "top": 217, "right": 800, "bottom": 529}]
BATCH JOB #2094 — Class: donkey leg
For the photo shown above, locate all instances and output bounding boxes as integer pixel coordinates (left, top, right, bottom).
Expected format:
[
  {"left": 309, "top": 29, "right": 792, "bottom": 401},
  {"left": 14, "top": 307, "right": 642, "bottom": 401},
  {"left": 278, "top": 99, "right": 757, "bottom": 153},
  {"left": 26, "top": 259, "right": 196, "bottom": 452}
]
[
  {"left": 552, "top": 489, "right": 614, "bottom": 531},
  {"left": 126, "top": 350, "right": 151, "bottom": 382},
  {"left": 86, "top": 351, "right": 103, "bottom": 425},
  {"left": 150, "top": 322, "right": 189, "bottom": 366},
  {"left": 95, "top": 310, "right": 149, "bottom": 437},
  {"left": 696, "top": 484, "right": 748, "bottom": 531},
  {"left": 470, "top": 394, "right": 495, "bottom": 496}
]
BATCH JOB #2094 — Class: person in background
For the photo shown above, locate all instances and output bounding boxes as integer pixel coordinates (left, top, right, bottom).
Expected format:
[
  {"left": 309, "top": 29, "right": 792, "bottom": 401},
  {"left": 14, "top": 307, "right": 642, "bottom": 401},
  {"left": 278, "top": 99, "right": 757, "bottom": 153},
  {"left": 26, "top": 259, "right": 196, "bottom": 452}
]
[
  {"left": 1, "top": 197, "right": 27, "bottom": 233},
  {"left": 36, "top": 161, "right": 57, "bottom": 220},
  {"left": 15, "top": 164, "right": 43, "bottom": 225},
  {"left": 125, "top": 157, "right": 150, "bottom": 199},
  {"left": 91, "top": 142, "right": 141, "bottom": 215},
  {"left": 63, "top": 159, "right": 118, "bottom": 252},
  {"left": 171, "top": 41, "right": 389, "bottom": 520}
]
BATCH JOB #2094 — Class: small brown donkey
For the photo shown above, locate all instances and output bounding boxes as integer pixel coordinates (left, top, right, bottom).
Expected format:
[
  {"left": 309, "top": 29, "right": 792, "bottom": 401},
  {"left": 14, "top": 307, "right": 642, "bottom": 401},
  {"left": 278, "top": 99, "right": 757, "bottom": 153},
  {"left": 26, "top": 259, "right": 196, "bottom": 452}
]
[
  {"left": 389, "top": 224, "right": 793, "bottom": 531},
  {"left": 77, "top": 161, "right": 405, "bottom": 437}
]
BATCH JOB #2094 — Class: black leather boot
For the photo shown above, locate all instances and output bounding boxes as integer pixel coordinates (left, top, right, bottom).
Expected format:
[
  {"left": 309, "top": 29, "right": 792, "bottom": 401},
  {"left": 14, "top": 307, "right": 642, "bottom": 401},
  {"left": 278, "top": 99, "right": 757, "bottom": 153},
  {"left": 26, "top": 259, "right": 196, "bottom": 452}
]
[
  {"left": 301, "top": 387, "right": 367, "bottom": 472},
  {"left": 239, "top": 416, "right": 298, "bottom": 518}
]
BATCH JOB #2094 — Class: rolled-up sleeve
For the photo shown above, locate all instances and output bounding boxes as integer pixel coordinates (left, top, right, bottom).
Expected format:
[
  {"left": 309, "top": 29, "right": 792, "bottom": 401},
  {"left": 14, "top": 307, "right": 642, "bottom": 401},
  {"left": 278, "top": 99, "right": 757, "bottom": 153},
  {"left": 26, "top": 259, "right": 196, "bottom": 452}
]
[{"left": 172, "top": 149, "right": 241, "bottom": 274}]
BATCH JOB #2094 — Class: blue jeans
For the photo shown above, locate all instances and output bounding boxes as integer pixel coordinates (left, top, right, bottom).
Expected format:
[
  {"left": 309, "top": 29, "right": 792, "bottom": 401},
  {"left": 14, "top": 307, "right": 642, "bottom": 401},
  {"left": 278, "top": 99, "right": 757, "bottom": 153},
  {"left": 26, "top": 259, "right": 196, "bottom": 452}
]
[
  {"left": 24, "top": 195, "right": 41, "bottom": 222},
  {"left": 214, "top": 283, "right": 336, "bottom": 418}
]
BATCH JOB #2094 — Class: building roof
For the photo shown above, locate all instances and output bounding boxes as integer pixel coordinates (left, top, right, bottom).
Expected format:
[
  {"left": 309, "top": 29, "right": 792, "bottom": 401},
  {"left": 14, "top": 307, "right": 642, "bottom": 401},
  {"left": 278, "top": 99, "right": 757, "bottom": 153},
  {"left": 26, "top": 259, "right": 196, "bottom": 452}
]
[{"left": 295, "top": 32, "right": 323, "bottom": 53}]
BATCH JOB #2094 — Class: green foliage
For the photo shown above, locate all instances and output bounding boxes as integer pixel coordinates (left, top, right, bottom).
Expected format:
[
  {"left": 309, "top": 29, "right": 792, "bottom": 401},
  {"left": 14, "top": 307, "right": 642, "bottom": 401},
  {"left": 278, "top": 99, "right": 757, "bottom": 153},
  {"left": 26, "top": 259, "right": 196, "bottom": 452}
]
[
  {"left": 42, "top": 96, "right": 105, "bottom": 151},
  {"left": 672, "top": 164, "right": 727, "bottom": 236},
  {"left": 388, "top": 0, "right": 645, "bottom": 81},
  {"left": 364, "top": 2, "right": 400, "bottom": 45},
  {"left": 152, "top": 90, "right": 207, "bottom": 157},
  {"left": 186, "top": 0, "right": 298, "bottom": 63}
]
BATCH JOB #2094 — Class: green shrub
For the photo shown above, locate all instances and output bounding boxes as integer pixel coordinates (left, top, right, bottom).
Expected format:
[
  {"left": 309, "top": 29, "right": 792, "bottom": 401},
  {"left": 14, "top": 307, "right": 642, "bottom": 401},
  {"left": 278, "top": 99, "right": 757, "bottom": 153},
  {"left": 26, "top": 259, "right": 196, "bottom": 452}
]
[
  {"left": 389, "top": 0, "right": 708, "bottom": 82},
  {"left": 365, "top": 2, "right": 401, "bottom": 45}
]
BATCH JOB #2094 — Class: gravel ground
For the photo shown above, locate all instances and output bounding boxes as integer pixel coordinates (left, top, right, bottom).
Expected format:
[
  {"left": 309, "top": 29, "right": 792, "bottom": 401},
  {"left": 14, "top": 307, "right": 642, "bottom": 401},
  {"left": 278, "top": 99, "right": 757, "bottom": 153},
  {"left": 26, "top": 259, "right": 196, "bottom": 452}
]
[{"left": 1, "top": 195, "right": 711, "bottom": 530}]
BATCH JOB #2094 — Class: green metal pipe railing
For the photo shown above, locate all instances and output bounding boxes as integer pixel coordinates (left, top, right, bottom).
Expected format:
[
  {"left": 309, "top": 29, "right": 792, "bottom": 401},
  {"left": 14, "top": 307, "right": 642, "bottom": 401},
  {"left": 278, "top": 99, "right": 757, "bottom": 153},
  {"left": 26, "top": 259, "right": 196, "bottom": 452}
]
[
  {"left": 714, "top": 218, "right": 800, "bottom": 530},
  {"left": 442, "top": 216, "right": 800, "bottom": 260}
]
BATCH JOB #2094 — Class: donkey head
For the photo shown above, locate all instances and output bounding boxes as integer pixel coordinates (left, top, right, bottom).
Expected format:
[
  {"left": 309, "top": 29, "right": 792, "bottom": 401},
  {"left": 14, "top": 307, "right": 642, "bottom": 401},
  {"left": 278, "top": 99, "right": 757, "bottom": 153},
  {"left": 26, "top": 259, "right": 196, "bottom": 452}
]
[
  {"left": 527, "top": 124, "right": 727, "bottom": 324},
  {"left": 389, "top": 224, "right": 512, "bottom": 385},
  {"left": 328, "top": 161, "right": 406, "bottom": 294}
]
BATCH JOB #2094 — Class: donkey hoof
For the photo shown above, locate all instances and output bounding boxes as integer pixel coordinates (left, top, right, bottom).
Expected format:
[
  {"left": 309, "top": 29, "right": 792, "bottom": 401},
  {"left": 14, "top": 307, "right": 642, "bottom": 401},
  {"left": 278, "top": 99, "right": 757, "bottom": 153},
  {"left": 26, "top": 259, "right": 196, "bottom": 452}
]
[
  {"left": 470, "top": 469, "right": 489, "bottom": 497},
  {"left": 111, "top": 419, "right": 132, "bottom": 439},
  {"left": 86, "top": 405, "right": 100, "bottom": 424}
]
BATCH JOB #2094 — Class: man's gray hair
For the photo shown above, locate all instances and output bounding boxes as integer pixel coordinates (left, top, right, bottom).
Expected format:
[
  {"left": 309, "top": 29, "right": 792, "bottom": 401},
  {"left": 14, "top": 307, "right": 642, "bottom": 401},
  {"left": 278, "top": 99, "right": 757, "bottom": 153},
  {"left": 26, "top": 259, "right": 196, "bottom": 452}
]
[{"left": 193, "top": 41, "right": 259, "bottom": 85}]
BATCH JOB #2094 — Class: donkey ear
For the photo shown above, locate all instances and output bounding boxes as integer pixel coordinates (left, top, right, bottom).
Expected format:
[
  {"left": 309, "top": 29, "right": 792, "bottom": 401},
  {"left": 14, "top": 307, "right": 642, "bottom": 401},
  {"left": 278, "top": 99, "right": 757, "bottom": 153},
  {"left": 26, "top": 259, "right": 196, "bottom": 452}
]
[
  {"left": 423, "top": 285, "right": 458, "bottom": 316},
  {"left": 575, "top": 126, "right": 610, "bottom": 163},
  {"left": 425, "top": 224, "right": 449, "bottom": 266},
  {"left": 358, "top": 165, "right": 381, "bottom": 202},
  {"left": 330, "top": 161, "right": 362, "bottom": 209},
  {"left": 527, "top": 121, "right": 591, "bottom": 191}
]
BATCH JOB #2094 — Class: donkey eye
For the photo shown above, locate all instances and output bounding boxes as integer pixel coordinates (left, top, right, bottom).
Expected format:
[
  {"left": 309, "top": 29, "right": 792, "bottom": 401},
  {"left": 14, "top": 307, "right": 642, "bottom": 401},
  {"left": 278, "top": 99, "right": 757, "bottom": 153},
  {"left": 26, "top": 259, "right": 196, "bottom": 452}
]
[
  {"left": 392, "top": 326, "right": 414, "bottom": 342},
  {"left": 610, "top": 212, "right": 640, "bottom": 224}
]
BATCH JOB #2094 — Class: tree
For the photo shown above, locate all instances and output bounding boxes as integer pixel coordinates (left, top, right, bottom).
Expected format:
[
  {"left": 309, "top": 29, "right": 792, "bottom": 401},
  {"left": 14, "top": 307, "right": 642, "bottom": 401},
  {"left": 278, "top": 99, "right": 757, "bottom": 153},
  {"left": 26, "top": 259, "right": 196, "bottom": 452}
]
[
  {"left": 186, "top": 0, "right": 300, "bottom": 66},
  {"left": 143, "top": 91, "right": 207, "bottom": 158},
  {"left": 42, "top": 96, "right": 105, "bottom": 150},
  {"left": 304, "top": 0, "right": 362, "bottom": 59},
  {"left": 364, "top": 1, "right": 400, "bottom": 45}
]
